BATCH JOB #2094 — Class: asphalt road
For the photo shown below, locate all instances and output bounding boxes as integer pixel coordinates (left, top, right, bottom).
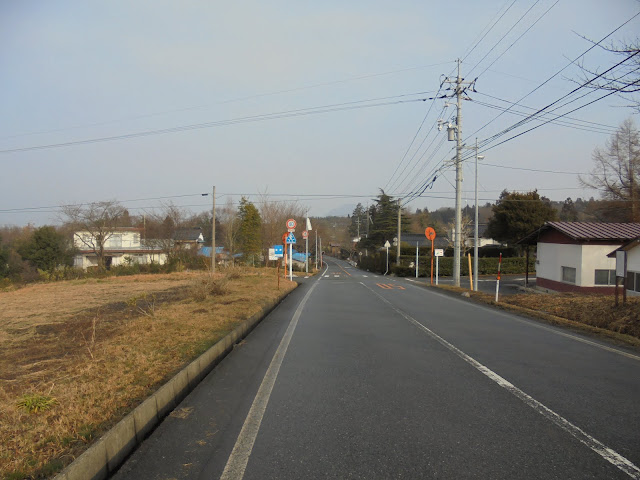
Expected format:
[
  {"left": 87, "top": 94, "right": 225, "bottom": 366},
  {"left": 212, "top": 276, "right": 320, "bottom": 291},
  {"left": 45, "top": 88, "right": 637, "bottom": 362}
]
[
  {"left": 114, "top": 258, "right": 640, "bottom": 480},
  {"left": 406, "top": 273, "right": 536, "bottom": 296}
]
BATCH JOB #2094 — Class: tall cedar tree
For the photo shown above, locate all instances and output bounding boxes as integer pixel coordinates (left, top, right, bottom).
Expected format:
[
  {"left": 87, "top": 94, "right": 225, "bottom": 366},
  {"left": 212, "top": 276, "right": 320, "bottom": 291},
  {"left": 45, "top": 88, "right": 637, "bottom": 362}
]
[
  {"left": 360, "top": 191, "right": 411, "bottom": 250},
  {"left": 237, "top": 197, "right": 262, "bottom": 262},
  {"left": 18, "top": 226, "right": 74, "bottom": 273},
  {"left": 487, "top": 190, "right": 556, "bottom": 245},
  {"left": 348, "top": 203, "right": 367, "bottom": 239}
]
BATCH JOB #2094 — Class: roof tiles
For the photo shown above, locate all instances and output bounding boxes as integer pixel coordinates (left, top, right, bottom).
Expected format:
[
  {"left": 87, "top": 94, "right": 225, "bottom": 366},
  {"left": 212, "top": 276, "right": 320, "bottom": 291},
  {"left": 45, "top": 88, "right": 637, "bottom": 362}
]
[{"left": 544, "top": 222, "right": 640, "bottom": 241}]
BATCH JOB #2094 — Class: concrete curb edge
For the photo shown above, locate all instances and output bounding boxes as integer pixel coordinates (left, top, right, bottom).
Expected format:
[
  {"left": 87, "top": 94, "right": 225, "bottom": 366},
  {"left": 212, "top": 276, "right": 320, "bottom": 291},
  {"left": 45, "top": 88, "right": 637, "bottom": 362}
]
[{"left": 53, "top": 286, "right": 294, "bottom": 480}]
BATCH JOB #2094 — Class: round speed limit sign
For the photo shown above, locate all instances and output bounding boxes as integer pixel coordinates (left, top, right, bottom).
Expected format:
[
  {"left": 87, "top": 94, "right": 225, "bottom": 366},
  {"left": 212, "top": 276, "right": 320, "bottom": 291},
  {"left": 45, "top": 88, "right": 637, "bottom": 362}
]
[{"left": 286, "top": 218, "right": 297, "bottom": 230}]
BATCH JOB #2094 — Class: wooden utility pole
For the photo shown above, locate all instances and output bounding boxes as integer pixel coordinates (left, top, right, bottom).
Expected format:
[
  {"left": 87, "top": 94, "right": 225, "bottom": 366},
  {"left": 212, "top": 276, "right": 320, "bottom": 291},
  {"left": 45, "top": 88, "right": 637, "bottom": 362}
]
[
  {"left": 396, "top": 199, "right": 401, "bottom": 265},
  {"left": 211, "top": 185, "right": 216, "bottom": 275}
]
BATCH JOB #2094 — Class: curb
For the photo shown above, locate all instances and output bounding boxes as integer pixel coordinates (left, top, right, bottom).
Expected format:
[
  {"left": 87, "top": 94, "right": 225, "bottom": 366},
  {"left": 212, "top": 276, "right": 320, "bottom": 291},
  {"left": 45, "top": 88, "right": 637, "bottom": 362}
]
[{"left": 53, "top": 287, "right": 294, "bottom": 480}]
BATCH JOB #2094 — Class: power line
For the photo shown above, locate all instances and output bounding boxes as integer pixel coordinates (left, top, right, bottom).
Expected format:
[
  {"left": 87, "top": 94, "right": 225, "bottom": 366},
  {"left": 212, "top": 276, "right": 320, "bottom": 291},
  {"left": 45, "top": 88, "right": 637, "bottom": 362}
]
[
  {"left": 0, "top": 63, "right": 454, "bottom": 142},
  {"left": 466, "top": 10, "right": 640, "bottom": 140},
  {"left": 461, "top": 0, "right": 518, "bottom": 63},
  {"left": 384, "top": 86, "right": 446, "bottom": 192},
  {"left": 466, "top": 0, "right": 543, "bottom": 77},
  {"left": 0, "top": 93, "right": 434, "bottom": 155},
  {"left": 473, "top": 0, "right": 560, "bottom": 80}
]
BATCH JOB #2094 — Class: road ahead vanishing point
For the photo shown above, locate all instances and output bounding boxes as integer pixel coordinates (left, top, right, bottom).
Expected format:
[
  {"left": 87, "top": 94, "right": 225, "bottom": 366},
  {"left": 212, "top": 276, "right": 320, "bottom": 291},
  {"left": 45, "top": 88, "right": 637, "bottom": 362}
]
[{"left": 115, "top": 258, "right": 640, "bottom": 480}]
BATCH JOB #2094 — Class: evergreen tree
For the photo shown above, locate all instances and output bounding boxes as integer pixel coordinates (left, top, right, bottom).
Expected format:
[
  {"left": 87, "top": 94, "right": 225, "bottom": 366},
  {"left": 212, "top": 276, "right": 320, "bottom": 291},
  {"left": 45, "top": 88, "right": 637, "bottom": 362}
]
[
  {"left": 360, "top": 190, "right": 410, "bottom": 249},
  {"left": 348, "top": 203, "right": 367, "bottom": 240},
  {"left": 18, "top": 226, "right": 74, "bottom": 273},
  {"left": 237, "top": 197, "right": 262, "bottom": 263},
  {"left": 487, "top": 190, "right": 557, "bottom": 245}
]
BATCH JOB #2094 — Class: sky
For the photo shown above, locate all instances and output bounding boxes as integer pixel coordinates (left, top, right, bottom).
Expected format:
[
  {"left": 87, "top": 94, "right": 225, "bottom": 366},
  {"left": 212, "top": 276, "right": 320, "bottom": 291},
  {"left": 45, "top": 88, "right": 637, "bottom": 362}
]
[{"left": 1, "top": 0, "right": 639, "bottom": 227}]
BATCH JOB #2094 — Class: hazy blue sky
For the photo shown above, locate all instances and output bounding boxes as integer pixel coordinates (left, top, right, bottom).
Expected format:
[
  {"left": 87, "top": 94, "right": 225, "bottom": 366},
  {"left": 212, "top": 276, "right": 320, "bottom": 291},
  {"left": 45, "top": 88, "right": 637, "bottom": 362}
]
[{"left": 1, "top": 0, "right": 639, "bottom": 226}]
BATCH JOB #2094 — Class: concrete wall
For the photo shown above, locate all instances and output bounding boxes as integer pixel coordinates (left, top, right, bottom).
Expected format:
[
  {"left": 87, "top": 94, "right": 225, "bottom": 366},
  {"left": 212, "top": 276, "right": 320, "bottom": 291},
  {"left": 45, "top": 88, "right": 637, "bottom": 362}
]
[
  {"left": 537, "top": 243, "right": 581, "bottom": 284},
  {"left": 627, "top": 246, "right": 640, "bottom": 272},
  {"left": 579, "top": 244, "right": 617, "bottom": 287},
  {"left": 537, "top": 242, "right": 618, "bottom": 288}
]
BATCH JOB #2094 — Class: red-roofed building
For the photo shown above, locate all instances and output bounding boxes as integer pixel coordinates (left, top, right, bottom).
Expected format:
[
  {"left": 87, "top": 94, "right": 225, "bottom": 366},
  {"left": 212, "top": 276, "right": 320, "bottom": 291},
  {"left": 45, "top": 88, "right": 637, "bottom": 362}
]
[{"left": 519, "top": 222, "right": 640, "bottom": 293}]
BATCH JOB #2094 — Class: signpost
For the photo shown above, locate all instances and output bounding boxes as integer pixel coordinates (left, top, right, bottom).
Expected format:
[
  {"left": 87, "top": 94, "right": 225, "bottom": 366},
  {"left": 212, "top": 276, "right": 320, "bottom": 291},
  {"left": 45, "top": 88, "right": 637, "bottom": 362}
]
[
  {"left": 384, "top": 240, "right": 390, "bottom": 275},
  {"left": 616, "top": 250, "right": 627, "bottom": 306},
  {"left": 425, "top": 227, "right": 436, "bottom": 285},
  {"left": 272, "top": 245, "right": 284, "bottom": 289},
  {"left": 302, "top": 230, "right": 309, "bottom": 273},
  {"left": 434, "top": 248, "right": 443, "bottom": 285},
  {"left": 285, "top": 231, "right": 296, "bottom": 281}
]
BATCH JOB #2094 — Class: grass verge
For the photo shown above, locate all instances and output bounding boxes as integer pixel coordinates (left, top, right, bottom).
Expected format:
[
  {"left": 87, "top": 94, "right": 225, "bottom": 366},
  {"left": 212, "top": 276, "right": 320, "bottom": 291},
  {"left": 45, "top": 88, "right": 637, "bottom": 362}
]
[{"left": 0, "top": 268, "right": 296, "bottom": 479}]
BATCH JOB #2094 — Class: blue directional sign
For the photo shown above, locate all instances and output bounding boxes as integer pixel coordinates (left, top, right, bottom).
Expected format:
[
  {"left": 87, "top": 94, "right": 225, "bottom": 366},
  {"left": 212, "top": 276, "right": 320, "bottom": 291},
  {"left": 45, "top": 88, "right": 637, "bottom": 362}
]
[
  {"left": 285, "top": 232, "right": 296, "bottom": 244},
  {"left": 274, "top": 245, "right": 284, "bottom": 257}
]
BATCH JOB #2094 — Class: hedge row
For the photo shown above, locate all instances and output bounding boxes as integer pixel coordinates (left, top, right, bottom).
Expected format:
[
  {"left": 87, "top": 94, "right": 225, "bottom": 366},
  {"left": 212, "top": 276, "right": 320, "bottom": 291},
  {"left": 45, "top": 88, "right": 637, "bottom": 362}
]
[{"left": 358, "top": 254, "right": 535, "bottom": 277}]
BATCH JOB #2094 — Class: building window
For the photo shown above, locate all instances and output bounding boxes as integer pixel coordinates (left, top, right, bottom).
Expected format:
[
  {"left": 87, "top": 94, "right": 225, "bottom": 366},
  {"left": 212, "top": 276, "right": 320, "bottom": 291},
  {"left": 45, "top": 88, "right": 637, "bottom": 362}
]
[
  {"left": 110, "top": 235, "right": 122, "bottom": 248},
  {"left": 594, "top": 269, "right": 616, "bottom": 286},
  {"left": 562, "top": 266, "right": 576, "bottom": 284}
]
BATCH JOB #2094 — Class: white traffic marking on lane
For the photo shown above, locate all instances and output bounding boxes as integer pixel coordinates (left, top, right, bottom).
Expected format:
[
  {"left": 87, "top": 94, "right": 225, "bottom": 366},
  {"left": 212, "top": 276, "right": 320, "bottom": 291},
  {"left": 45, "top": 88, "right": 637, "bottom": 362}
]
[
  {"left": 403, "top": 279, "right": 640, "bottom": 362},
  {"left": 361, "top": 282, "right": 640, "bottom": 479},
  {"left": 220, "top": 265, "right": 327, "bottom": 480}
]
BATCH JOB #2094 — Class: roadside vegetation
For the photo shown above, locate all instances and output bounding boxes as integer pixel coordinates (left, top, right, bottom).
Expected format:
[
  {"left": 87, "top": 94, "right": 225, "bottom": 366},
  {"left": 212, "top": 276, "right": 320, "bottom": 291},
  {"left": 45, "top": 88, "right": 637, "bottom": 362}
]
[{"left": 0, "top": 268, "right": 296, "bottom": 479}]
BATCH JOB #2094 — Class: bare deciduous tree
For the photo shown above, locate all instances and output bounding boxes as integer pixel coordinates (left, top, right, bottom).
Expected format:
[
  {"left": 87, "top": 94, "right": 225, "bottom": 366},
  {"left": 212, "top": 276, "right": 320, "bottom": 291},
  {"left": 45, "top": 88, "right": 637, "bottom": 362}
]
[
  {"left": 218, "top": 198, "right": 240, "bottom": 263},
  {"left": 142, "top": 202, "right": 189, "bottom": 260},
  {"left": 580, "top": 118, "right": 640, "bottom": 222},
  {"left": 576, "top": 38, "right": 640, "bottom": 113},
  {"left": 62, "top": 200, "right": 126, "bottom": 269}
]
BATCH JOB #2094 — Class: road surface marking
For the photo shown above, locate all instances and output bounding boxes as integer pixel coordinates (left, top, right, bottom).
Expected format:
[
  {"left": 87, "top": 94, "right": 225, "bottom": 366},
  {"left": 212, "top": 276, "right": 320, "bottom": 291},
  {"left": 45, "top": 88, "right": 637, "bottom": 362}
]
[
  {"left": 362, "top": 282, "right": 640, "bottom": 480},
  {"left": 405, "top": 280, "right": 640, "bottom": 362},
  {"left": 220, "top": 266, "right": 326, "bottom": 480},
  {"left": 376, "top": 283, "right": 406, "bottom": 290}
]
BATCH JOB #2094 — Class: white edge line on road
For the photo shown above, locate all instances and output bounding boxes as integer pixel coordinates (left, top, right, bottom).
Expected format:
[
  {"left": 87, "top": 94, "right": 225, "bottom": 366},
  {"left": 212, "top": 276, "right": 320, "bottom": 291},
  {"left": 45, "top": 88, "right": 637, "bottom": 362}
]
[
  {"left": 220, "top": 264, "right": 328, "bottom": 480},
  {"left": 403, "top": 278, "right": 640, "bottom": 362},
  {"left": 361, "top": 282, "right": 640, "bottom": 479}
]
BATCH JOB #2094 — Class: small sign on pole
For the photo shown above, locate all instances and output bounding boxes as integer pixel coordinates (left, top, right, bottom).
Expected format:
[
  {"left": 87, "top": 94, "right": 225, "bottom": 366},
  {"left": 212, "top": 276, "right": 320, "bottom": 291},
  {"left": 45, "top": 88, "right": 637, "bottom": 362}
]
[{"left": 425, "top": 227, "right": 436, "bottom": 285}]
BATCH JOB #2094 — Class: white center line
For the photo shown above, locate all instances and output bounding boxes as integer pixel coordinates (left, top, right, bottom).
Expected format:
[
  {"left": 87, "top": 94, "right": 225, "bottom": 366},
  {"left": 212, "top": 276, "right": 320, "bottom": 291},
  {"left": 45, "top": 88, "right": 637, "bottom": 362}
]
[{"left": 361, "top": 281, "right": 640, "bottom": 479}]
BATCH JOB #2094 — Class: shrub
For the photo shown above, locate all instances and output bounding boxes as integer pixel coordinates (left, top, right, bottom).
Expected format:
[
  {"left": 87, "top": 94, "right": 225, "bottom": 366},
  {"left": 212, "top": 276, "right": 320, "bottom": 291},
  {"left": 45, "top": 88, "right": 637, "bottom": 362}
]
[{"left": 16, "top": 394, "right": 57, "bottom": 414}]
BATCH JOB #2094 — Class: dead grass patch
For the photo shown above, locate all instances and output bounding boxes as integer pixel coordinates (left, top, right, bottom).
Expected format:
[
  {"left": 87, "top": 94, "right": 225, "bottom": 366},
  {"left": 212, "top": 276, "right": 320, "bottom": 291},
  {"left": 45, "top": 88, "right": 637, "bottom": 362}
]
[{"left": 0, "top": 268, "right": 295, "bottom": 479}]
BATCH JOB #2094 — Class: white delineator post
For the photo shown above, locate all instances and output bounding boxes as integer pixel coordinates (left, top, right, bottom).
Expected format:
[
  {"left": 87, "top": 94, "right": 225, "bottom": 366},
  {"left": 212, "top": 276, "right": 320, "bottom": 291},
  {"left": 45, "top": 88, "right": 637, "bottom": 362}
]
[{"left": 495, "top": 253, "right": 502, "bottom": 302}]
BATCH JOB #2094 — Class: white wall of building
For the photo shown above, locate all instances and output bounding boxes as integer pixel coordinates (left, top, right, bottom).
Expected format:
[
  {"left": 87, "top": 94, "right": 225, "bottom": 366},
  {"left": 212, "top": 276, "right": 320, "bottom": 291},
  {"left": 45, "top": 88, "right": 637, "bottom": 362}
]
[
  {"left": 537, "top": 243, "right": 581, "bottom": 283},
  {"left": 538, "top": 242, "right": 618, "bottom": 287},
  {"left": 627, "top": 246, "right": 640, "bottom": 272},
  {"left": 579, "top": 244, "right": 617, "bottom": 287}
]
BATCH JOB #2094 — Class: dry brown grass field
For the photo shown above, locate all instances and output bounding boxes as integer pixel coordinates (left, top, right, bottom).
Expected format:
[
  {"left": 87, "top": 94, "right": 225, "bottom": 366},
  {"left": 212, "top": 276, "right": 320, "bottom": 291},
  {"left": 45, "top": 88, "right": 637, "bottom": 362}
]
[{"left": 0, "top": 269, "right": 296, "bottom": 479}]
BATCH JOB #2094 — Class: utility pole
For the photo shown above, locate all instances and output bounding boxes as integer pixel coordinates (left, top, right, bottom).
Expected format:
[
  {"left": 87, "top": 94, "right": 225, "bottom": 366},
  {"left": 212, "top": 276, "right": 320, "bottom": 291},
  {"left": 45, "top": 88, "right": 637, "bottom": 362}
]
[
  {"left": 315, "top": 229, "right": 318, "bottom": 270},
  {"left": 441, "top": 59, "right": 475, "bottom": 287},
  {"left": 463, "top": 139, "right": 484, "bottom": 291},
  {"left": 211, "top": 185, "right": 216, "bottom": 275},
  {"left": 396, "top": 199, "right": 401, "bottom": 265}
]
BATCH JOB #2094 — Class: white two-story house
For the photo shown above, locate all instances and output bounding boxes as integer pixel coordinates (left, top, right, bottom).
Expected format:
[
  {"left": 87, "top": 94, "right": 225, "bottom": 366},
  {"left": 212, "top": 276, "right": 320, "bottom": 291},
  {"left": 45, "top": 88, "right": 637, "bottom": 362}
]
[{"left": 73, "top": 227, "right": 167, "bottom": 270}]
